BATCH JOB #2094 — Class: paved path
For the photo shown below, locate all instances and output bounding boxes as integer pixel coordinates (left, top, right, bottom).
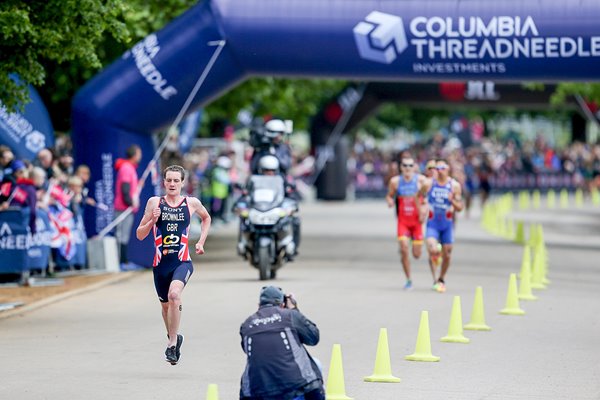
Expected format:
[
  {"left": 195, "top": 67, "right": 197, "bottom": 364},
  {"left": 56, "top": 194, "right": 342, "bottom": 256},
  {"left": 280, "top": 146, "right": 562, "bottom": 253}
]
[{"left": 1, "top": 198, "right": 599, "bottom": 400}]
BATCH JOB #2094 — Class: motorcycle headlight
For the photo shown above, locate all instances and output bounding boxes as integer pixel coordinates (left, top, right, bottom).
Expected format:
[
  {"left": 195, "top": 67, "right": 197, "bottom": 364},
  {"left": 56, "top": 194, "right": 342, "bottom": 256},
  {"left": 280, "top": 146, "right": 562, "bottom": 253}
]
[{"left": 249, "top": 208, "right": 282, "bottom": 225}]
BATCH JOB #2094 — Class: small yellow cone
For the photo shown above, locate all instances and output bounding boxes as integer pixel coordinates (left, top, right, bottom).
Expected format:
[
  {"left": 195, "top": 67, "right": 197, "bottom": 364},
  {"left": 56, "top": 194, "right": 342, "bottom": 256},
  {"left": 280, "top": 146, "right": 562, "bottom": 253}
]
[
  {"left": 518, "top": 246, "right": 538, "bottom": 301},
  {"left": 575, "top": 188, "right": 584, "bottom": 207},
  {"left": 559, "top": 189, "right": 569, "bottom": 208},
  {"left": 464, "top": 286, "right": 491, "bottom": 331},
  {"left": 326, "top": 344, "right": 353, "bottom": 400},
  {"left": 518, "top": 245, "right": 531, "bottom": 280},
  {"left": 532, "top": 190, "right": 541, "bottom": 209},
  {"left": 405, "top": 311, "right": 440, "bottom": 362},
  {"left": 541, "top": 244, "right": 551, "bottom": 285},
  {"left": 505, "top": 218, "right": 515, "bottom": 241},
  {"left": 364, "top": 328, "right": 401, "bottom": 383},
  {"left": 441, "top": 296, "right": 470, "bottom": 343},
  {"left": 531, "top": 243, "right": 547, "bottom": 290},
  {"left": 537, "top": 225, "right": 551, "bottom": 285},
  {"left": 591, "top": 188, "right": 600, "bottom": 206},
  {"left": 518, "top": 191, "right": 529, "bottom": 210},
  {"left": 205, "top": 384, "right": 219, "bottom": 400},
  {"left": 547, "top": 189, "right": 556, "bottom": 208},
  {"left": 514, "top": 221, "right": 525, "bottom": 244},
  {"left": 528, "top": 223, "right": 538, "bottom": 247},
  {"left": 500, "top": 273, "right": 525, "bottom": 315}
]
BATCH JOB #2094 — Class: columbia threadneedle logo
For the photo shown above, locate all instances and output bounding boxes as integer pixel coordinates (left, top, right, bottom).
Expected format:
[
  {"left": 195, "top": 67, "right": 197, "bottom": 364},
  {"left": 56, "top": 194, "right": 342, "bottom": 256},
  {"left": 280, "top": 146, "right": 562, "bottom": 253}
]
[{"left": 353, "top": 11, "right": 407, "bottom": 64}]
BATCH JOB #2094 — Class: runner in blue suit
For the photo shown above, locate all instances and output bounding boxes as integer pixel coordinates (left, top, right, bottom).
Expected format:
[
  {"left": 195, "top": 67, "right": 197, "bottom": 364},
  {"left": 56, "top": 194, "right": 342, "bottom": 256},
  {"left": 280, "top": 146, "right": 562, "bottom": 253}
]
[{"left": 424, "top": 159, "right": 464, "bottom": 293}]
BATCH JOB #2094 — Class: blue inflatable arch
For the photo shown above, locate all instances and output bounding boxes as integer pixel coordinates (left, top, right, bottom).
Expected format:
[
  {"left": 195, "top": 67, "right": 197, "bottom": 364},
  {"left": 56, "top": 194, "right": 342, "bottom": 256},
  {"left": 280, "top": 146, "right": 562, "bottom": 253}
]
[{"left": 72, "top": 0, "right": 600, "bottom": 265}]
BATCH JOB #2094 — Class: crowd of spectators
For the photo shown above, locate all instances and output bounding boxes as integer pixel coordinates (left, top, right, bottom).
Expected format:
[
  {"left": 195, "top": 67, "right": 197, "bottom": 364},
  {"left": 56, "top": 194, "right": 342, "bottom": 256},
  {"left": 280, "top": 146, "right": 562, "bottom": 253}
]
[
  {"left": 0, "top": 137, "right": 94, "bottom": 274},
  {"left": 350, "top": 126, "right": 600, "bottom": 215}
]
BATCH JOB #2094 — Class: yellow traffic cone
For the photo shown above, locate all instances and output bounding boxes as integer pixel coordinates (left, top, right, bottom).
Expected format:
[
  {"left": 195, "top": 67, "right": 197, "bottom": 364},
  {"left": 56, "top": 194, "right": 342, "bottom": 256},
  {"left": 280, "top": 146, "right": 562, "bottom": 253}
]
[
  {"left": 518, "top": 245, "right": 531, "bottom": 280},
  {"left": 541, "top": 244, "right": 551, "bottom": 285},
  {"left": 205, "top": 384, "right": 219, "bottom": 400},
  {"left": 532, "top": 189, "right": 541, "bottom": 209},
  {"left": 528, "top": 223, "right": 538, "bottom": 247},
  {"left": 531, "top": 244, "right": 547, "bottom": 290},
  {"left": 518, "top": 191, "right": 530, "bottom": 210},
  {"left": 514, "top": 221, "right": 525, "bottom": 244},
  {"left": 441, "top": 296, "right": 470, "bottom": 343},
  {"left": 559, "top": 189, "right": 569, "bottom": 208},
  {"left": 364, "top": 328, "right": 401, "bottom": 383},
  {"left": 405, "top": 311, "right": 440, "bottom": 362},
  {"left": 575, "top": 188, "right": 584, "bottom": 207},
  {"left": 547, "top": 189, "right": 556, "bottom": 208},
  {"left": 537, "top": 225, "right": 551, "bottom": 285},
  {"left": 464, "top": 286, "right": 491, "bottom": 331},
  {"left": 505, "top": 192, "right": 514, "bottom": 211},
  {"left": 506, "top": 218, "right": 515, "bottom": 241},
  {"left": 591, "top": 188, "right": 600, "bottom": 206},
  {"left": 518, "top": 246, "right": 537, "bottom": 301},
  {"left": 326, "top": 344, "right": 353, "bottom": 400},
  {"left": 499, "top": 273, "right": 525, "bottom": 315}
]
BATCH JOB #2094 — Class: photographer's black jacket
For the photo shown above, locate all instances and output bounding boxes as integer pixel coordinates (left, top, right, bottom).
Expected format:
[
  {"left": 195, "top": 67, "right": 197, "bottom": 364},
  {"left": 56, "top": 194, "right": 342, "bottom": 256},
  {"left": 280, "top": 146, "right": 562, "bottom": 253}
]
[{"left": 239, "top": 304, "right": 322, "bottom": 399}]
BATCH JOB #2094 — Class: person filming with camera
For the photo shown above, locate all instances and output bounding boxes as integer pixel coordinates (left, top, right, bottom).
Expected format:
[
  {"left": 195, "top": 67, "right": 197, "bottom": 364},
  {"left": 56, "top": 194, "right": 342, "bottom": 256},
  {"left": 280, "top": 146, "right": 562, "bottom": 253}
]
[
  {"left": 239, "top": 286, "right": 325, "bottom": 400},
  {"left": 249, "top": 119, "right": 292, "bottom": 175}
]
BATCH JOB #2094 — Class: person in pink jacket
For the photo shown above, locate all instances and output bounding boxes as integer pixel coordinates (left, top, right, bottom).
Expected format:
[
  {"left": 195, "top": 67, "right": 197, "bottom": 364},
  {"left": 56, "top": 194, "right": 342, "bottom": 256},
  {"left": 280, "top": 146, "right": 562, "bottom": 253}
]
[{"left": 114, "top": 145, "right": 142, "bottom": 268}]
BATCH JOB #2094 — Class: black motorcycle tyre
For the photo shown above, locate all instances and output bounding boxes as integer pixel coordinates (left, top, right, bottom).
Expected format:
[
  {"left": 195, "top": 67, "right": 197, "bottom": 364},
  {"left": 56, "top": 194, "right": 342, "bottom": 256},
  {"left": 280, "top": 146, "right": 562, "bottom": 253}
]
[{"left": 258, "top": 245, "right": 271, "bottom": 281}]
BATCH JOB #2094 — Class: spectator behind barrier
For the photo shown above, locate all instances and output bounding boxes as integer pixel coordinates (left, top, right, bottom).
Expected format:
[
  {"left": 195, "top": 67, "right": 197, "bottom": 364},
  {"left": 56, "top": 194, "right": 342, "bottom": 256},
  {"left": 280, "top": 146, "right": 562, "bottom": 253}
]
[
  {"left": 0, "top": 145, "right": 15, "bottom": 182},
  {"left": 114, "top": 144, "right": 142, "bottom": 268}
]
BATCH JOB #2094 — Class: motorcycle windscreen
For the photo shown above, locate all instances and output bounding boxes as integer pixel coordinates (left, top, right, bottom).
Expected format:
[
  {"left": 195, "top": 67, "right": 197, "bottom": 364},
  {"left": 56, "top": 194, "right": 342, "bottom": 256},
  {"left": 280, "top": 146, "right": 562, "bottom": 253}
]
[{"left": 248, "top": 175, "right": 285, "bottom": 212}]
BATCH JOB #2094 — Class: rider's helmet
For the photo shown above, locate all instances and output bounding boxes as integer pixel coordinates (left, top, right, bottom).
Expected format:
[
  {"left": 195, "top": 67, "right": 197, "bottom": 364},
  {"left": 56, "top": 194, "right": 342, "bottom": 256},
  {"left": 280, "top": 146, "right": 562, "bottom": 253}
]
[
  {"left": 258, "top": 155, "right": 280, "bottom": 175},
  {"left": 264, "top": 119, "right": 287, "bottom": 140}
]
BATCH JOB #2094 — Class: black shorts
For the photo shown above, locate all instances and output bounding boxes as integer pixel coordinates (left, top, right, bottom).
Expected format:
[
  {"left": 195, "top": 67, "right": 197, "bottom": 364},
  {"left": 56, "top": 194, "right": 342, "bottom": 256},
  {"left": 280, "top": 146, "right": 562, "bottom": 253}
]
[{"left": 153, "top": 260, "right": 194, "bottom": 302}]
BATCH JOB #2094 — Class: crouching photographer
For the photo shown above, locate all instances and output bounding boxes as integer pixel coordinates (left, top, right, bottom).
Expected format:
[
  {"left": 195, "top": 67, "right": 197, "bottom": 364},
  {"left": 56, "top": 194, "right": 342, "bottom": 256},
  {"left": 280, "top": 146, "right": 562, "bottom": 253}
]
[{"left": 239, "top": 286, "right": 325, "bottom": 400}]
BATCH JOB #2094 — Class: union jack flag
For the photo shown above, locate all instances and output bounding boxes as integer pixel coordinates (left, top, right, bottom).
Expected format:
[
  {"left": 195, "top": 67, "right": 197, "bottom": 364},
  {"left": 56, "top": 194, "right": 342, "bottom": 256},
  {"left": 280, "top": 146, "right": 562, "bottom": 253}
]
[
  {"left": 11, "top": 187, "right": 28, "bottom": 204},
  {"left": 50, "top": 184, "right": 72, "bottom": 207},
  {"left": 1, "top": 182, "right": 12, "bottom": 197},
  {"left": 152, "top": 225, "right": 162, "bottom": 267},
  {"left": 48, "top": 204, "right": 75, "bottom": 260},
  {"left": 178, "top": 226, "right": 190, "bottom": 261}
]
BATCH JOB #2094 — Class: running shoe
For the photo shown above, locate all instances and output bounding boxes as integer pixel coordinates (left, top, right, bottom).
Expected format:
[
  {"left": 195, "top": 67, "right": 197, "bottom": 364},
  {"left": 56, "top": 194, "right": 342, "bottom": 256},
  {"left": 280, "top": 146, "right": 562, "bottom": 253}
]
[
  {"left": 435, "top": 280, "right": 446, "bottom": 293},
  {"left": 403, "top": 280, "right": 413, "bottom": 290},
  {"left": 175, "top": 334, "right": 184, "bottom": 362},
  {"left": 165, "top": 346, "right": 177, "bottom": 365}
]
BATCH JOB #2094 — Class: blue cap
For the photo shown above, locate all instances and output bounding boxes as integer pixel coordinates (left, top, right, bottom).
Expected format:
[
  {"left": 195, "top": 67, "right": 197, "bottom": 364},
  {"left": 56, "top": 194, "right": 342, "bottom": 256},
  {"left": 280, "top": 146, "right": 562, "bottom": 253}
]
[
  {"left": 259, "top": 286, "right": 284, "bottom": 306},
  {"left": 12, "top": 159, "right": 26, "bottom": 171}
]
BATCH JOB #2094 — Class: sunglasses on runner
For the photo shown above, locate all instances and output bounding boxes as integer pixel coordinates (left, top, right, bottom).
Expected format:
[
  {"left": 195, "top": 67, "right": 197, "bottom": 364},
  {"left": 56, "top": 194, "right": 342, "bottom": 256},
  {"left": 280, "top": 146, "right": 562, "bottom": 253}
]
[
  {"left": 436, "top": 165, "right": 449, "bottom": 170},
  {"left": 401, "top": 163, "right": 414, "bottom": 168}
]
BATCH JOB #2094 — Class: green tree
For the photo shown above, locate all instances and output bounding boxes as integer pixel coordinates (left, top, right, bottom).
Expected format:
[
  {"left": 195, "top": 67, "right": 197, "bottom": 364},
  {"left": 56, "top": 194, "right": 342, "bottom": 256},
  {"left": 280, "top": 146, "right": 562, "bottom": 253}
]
[
  {"left": 201, "top": 78, "right": 346, "bottom": 135},
  {"left": 0, "top": 0, "right": 130, "bottom": 112},
  {"left": 0, "top": 0, "right": 197, "bottom": 128}
]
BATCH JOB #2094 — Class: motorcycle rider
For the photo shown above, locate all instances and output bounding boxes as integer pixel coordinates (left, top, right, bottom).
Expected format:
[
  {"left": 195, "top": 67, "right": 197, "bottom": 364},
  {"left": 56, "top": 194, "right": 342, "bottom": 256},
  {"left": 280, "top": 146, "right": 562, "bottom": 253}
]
[
  {"left": 237, "top": 155, "right": 300, "bottom": 261},
  {"left": 256, "top": 154, "right": 279, "bottom": 177},
  {"left": 247, "top": 119, "right": 301, "bottom": 258}
]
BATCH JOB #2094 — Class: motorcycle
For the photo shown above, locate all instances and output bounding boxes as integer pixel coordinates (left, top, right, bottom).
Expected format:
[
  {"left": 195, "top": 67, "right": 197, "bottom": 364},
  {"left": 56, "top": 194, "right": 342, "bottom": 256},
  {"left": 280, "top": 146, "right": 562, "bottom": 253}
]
[{"left": 233, "top": 174, "right": 299, "bottom": 280}]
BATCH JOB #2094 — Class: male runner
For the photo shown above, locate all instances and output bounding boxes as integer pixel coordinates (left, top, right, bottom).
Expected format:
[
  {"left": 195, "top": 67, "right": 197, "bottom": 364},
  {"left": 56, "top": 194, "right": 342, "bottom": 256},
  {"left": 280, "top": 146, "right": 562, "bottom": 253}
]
[
  {"left": 386, "top": 155, "right": 428, "bottom": 290},
  {"left": 424, "top": 159, "right": 463, "bottom": 293},
  {"left": 136, "top": 165, "right": 211, "bottom": 365}
]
